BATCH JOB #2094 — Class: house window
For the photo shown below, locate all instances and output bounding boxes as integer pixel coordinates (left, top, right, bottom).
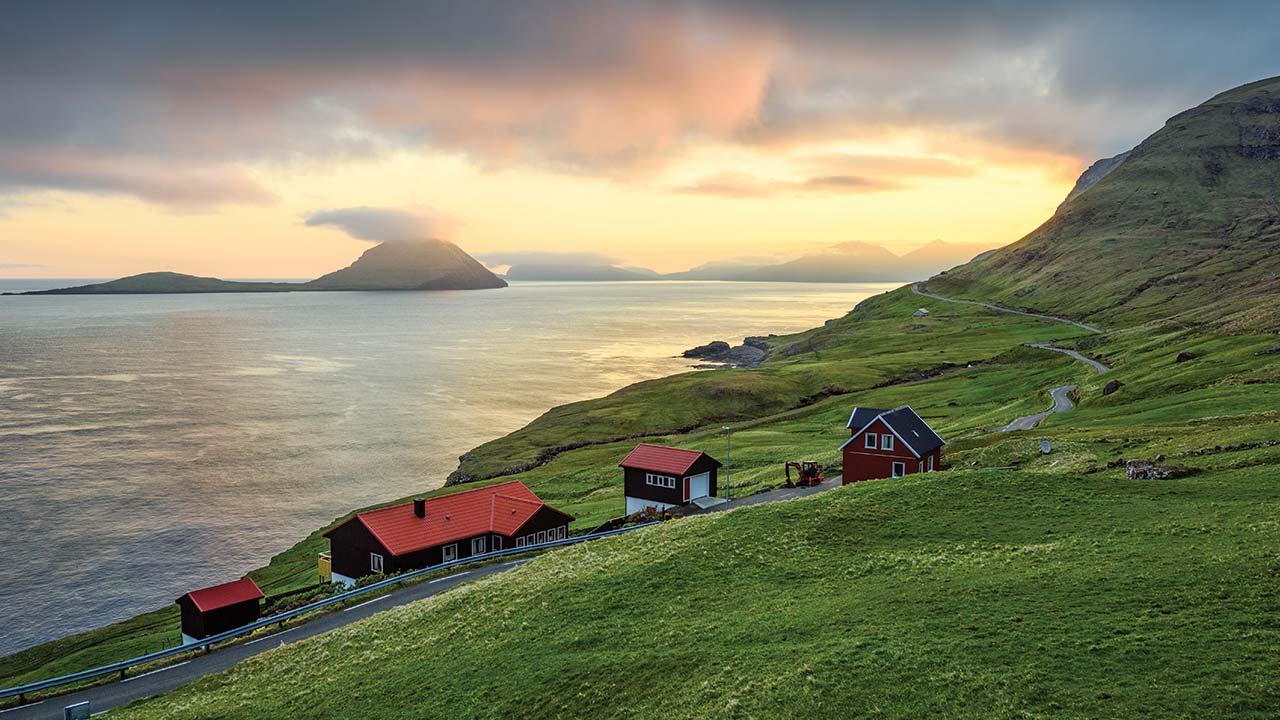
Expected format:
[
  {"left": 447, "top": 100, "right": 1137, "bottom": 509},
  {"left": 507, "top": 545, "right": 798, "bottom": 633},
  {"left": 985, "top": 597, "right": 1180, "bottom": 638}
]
[
  {"left": 442, "top": 544, "right": 458, "bottom": 562},
  {"left": 537, "top": 530, "right": 547, "bottom": 543},
  {"left": 927, "top": 455, "right": 934, "bottom": 472},
  {"left": 516, "top": 536, "right": 526, "bottom": 548},
  {"left": 370, "top": 552, "right": 384, "bottom": 574},
  {"left": 494, "top": 536, "right": 503, "bottom": 551},
  {"left": 891, "top": 462, "right": 906, "bottom": 478},
  {"left": 646, "top": 473, "right": 676, "bottom": 488},
  {"left": 882, "top": 434, "right": 894, "bottom": 451},
  {"left": 472, "top": 537, "right": 486, "bottom": 555},
  {"left": 865, "top": 433, "right": 877, "bottom": 449}
]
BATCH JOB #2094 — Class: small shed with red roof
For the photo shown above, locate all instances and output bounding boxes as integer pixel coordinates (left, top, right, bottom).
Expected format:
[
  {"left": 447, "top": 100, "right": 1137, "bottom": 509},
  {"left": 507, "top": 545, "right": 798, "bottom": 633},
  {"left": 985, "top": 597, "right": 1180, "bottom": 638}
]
[
  {"left": 619, "top": 443, "right": 722, "bottom": 515},
  {"left": 322, "top": 480, "right": 574, "bottom": 586},
  {"left": 176, "top": 577, "right": 263, "bottom": 644}
]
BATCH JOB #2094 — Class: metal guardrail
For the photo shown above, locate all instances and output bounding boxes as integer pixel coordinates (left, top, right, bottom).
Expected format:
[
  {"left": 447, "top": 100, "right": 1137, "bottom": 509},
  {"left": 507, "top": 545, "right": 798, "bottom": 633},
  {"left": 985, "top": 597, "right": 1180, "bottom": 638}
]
[{"left": 1, "top": 522, "right": 658, "bottom": 701}]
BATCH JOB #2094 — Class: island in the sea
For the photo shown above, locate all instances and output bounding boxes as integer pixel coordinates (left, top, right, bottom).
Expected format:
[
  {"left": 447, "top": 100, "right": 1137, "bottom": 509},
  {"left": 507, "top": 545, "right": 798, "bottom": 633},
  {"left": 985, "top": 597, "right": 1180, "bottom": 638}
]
[{"left": 15, "top": 239, "right": 508, "bottom": 294}]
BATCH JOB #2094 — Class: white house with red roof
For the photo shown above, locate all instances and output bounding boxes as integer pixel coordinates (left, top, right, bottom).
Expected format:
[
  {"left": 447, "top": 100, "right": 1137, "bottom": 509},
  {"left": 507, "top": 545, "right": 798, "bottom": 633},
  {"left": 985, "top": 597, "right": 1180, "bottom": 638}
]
[
  {"left": 176, "top": 577, "right": 263, "bottom": 645},
  {"left": 619, "top": 443, "right": 722, "bottom": 515},
  {"left": 322, "top": 480, "right": 574, "bottom": 586}
]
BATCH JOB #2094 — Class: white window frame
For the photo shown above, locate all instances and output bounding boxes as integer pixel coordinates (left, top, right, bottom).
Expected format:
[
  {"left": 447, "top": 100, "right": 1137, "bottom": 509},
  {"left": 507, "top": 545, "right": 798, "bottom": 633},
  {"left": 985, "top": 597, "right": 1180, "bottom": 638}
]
[
  {"left": 536, "top": 530, "right": 546, "bottom": 544},
  {"left": 494, "top": 536, "right": 503, "bottom": 551},
  {"left": 865, "top": 433, "right": 877, "bottom": 449},
  {"left": 516, "top": 536, "right": 526, "bottom": 548},
  {"left": 557, "top": 526, "right": 566, "bottom": 540},
  {"left": 645, "top": 472, "right": 676, "bottom": 489},
  {"left": 891, "top": 462, "right": 906, "bottom": 478},
  {"left": 927, "top": 455, "right": 934, "bottom": 472},
  {"left": 442, "top": 544, "right": 458, "bottom": 562},
  {"left": 370, "top": 552, "right": 384, "bottom": 574},
  {"left": 881, "top": 434, "right": 894, "bottom": 451},
  {"left": 472, "top": 537, "right": 486, "bottom": 555}
]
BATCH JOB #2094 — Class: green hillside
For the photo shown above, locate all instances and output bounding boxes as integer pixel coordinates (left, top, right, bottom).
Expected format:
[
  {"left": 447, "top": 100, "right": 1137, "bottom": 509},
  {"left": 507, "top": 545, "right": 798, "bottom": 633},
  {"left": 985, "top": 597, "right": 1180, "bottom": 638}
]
[
  {"left": 929, "top": 76, "right": 1280, "bottom": 331},
  {"left": 114, "top": 461, "right": 1280, "bottom": 719}
]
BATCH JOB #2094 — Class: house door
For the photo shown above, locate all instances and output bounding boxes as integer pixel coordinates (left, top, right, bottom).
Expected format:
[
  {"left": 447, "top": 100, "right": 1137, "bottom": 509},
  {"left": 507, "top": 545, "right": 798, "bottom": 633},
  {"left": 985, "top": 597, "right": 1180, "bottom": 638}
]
[{"left": 688, "top": 472, "right": 710, "bottom": 500}]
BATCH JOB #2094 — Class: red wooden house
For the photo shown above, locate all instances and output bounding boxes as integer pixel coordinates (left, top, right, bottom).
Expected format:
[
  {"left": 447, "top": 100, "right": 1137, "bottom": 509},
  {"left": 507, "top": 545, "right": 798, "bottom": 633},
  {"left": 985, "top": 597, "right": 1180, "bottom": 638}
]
[
  {"left": 840, "top": 405, "right": 945, "bottom": 483},
  {"left": 322, "top": 480, "right": 574, "bottom": 586}
]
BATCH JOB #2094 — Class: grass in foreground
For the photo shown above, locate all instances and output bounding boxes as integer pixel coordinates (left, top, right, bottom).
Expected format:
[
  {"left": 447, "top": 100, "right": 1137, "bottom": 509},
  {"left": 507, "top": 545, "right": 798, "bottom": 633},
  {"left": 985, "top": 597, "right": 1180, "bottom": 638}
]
[{"left": 112, "top": 464, "right": 1280, "bottom": 719}]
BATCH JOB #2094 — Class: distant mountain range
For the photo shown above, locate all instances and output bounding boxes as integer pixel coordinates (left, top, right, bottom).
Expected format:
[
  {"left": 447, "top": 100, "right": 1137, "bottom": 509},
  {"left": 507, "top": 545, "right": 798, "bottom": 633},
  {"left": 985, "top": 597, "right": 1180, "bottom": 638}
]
[
  {"left": 19, "top": 240, "right": 507, "bottom": 294},
  {"left": 499, "top": 239, "right": 998, "bottom": 283}
]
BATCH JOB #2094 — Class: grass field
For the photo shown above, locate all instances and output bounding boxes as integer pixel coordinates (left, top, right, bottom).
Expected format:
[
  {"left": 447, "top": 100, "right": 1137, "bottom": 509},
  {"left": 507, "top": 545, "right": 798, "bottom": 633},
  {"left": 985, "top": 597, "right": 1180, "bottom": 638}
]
[{"left": 112, "top": 462, "right": 1280, "bottom": 719}]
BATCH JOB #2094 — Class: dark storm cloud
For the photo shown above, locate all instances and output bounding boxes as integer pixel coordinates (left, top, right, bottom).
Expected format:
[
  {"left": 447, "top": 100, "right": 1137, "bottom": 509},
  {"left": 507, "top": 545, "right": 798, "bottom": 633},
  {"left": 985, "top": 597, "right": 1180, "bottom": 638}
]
[{"left": 1, "top": 1, "right": 1278, "bottom": 206}]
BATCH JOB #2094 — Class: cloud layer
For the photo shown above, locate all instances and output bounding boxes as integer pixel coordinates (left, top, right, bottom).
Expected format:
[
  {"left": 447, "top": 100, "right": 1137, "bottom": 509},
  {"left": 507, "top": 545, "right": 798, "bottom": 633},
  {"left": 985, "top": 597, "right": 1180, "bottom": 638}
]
[
  {"left": 2, "top": 2, "right": 1279, "bottom": 208},
  {"left": 304, "top": 206, "right": 457, "bottom": 243}
]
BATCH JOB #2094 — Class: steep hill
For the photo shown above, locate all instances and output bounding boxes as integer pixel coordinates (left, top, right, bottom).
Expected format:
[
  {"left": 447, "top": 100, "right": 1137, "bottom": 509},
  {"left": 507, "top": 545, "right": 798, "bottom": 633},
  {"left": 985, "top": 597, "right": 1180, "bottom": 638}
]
[
  {"left": 304, "top": 239, "right": 506, "bottom": 291},
  {"left": 929, "top": 76, "right": 1280, "bottom": 331}
]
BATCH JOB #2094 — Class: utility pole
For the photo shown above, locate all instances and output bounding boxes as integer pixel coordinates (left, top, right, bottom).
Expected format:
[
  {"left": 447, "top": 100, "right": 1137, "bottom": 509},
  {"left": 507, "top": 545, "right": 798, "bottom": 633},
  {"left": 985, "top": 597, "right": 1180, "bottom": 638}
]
[{"left": 722, "top": 426, "right": 732, "bottom": 505}]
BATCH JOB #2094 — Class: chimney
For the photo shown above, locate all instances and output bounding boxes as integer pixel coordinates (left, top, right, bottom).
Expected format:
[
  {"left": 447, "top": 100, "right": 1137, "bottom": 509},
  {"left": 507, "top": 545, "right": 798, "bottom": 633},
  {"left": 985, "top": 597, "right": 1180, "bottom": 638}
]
[{"left": 413, "top": 498, "right": 426, "bottom": 519}]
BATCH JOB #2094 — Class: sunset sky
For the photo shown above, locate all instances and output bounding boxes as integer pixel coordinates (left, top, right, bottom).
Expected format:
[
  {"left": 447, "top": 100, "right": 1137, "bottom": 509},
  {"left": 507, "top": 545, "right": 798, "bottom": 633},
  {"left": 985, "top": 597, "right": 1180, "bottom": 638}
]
[{"left": 2, "top": 2, "right": 1278, "bottom": 277}]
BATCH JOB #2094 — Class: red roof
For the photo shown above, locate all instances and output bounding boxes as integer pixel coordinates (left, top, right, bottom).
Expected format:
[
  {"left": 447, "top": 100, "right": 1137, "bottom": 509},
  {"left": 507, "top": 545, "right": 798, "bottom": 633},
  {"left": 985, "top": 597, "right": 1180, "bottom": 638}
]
[
  {"left": 180, "top": 577, "right": 263, "bottom": 613},
  {"left": 619, "top": 443, "right": 718, "bottom": 476},
  {"left": 326, "top": 480, "right": 572, "bottom": 557}
]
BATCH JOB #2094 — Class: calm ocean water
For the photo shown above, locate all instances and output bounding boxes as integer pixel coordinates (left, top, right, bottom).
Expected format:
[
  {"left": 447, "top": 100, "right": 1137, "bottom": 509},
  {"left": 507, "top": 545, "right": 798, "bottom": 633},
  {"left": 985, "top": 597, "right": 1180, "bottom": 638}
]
[{"left": 0, "top": 280, "right": 893, "bottom": 654}]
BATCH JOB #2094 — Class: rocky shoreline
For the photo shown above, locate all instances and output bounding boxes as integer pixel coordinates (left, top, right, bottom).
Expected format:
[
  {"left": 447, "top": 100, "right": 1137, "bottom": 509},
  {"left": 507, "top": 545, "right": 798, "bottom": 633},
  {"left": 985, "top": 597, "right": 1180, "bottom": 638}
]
[{"left": 681, "top": 336, "right": 771, "bottom": 368}]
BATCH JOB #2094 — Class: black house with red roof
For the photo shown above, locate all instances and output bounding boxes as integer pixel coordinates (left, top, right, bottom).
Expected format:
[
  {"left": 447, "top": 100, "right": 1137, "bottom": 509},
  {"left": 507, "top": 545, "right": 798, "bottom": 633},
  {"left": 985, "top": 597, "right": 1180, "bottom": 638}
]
[
  {"left": 176, "top": 577, "right": 263, "bottom": 645},
  {"left": 619, "top": 443, "right": 721, "bottom": 515},
  {"left": 322, "top": 480, "right": 574, "bottom": 585}
]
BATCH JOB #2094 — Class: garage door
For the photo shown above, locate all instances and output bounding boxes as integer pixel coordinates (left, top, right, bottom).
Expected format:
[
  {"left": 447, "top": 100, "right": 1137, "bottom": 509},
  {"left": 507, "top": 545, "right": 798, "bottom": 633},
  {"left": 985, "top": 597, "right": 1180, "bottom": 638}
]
[{"left": 688, "top": 472, "right": 710, "bottom": 500}]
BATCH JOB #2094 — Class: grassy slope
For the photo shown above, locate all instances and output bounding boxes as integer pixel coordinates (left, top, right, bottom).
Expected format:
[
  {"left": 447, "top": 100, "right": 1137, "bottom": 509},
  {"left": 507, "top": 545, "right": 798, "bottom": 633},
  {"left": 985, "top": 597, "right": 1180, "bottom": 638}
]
[
  {"left": 928, "top": 76, "right": 1280, "bottom": 331},
  {"left": 115, "top": 464, "right": 1280, "bottom": 719}
]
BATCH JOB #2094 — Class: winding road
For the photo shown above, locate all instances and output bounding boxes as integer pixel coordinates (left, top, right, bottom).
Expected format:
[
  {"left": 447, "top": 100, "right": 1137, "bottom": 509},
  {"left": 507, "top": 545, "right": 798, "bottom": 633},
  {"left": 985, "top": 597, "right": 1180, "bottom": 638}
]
[
  {"left": 912, "top": 283, "right": 1104, "bottom": 334},
  {"left": 910, "top": 283, "right": 1111, "bottom": 432}
]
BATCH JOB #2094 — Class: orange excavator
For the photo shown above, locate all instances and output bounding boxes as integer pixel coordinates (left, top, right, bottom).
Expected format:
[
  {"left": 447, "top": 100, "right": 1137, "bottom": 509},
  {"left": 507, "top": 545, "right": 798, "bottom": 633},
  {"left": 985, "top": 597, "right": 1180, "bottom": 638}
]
[{"left": 784, "top": 461, "right": 824, "bottom": 488}]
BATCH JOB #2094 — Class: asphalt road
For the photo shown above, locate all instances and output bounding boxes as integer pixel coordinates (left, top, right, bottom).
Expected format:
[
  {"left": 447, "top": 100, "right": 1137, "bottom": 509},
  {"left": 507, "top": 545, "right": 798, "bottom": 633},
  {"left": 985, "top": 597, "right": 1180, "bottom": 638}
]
[
  {"left": 1026, "top": 342, "right": 1111, "bottom": 374},
  {"left": 995, "top": 384, "right": 1078, "bottom": 432},
  {"left": 1, "top": 559, "right": 530, "bottom": 720},
  {"left": 912, "top": 283, "right": 1104, "bottom": 334}
]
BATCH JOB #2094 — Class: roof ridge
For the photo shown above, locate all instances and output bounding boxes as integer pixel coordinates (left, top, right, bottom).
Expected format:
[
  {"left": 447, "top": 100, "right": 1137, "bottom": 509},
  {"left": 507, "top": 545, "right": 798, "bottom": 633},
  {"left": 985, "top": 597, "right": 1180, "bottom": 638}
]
[{"left": 492, "top": 492, "right": 542, "bottom": 506}]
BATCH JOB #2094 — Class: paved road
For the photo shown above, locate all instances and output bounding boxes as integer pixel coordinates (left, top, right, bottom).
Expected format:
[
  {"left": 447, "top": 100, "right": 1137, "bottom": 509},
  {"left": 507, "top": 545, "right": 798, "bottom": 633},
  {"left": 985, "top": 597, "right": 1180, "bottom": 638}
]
[
  {"left": 995, "top": 384, "right": 1078, "bottom": 432},
  {"left": 5, "top": 476, "right": 850, "bottom": 719},
  {"left": 1026, "top": 343, "right": 1110, "bottom": 374},
  {"left": 912, "top": 283, "right": 1103, "bottom": 334},
  {"left": 1, "top": 560, "right": 530, "bottom": 720}
]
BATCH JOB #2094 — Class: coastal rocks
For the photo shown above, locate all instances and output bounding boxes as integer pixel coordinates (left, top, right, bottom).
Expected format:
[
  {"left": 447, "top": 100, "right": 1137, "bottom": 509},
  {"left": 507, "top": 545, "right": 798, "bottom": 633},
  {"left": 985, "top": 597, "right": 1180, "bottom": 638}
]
[
  {"left": 1102, "top": 379, "right": 1123, "bottom": 396},
  {"left": 682, "top": 339, "right": 766, "bottom": 368},
  {"left": 1175, "top": 350, "right": 1197, "bottom": 363},
  {"left": 682, "top": 341, "right": 731, "bottom": 359},
  {"left": 743, "top": 336, "right": 771, "bottom": 351}
]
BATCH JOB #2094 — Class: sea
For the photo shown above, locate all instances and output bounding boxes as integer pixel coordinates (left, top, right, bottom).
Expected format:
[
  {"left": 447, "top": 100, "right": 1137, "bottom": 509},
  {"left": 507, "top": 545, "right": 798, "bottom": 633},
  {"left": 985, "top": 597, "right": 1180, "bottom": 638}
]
[{"left": 0, "top": 279, "right": 895, "bottom": 655}]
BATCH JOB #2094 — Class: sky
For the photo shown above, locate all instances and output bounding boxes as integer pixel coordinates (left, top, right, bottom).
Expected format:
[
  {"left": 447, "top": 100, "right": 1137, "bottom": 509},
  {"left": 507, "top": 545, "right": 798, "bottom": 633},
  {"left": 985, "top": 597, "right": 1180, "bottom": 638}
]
[{"left": 1, "top": 1, "right": 1278, "bottom": 277}]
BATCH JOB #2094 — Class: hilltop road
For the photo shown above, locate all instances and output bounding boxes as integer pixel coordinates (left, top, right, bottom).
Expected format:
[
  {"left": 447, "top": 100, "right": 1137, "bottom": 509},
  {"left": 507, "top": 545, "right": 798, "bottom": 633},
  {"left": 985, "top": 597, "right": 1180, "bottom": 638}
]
[{"left": 912, "top": 283, "right": 1103, "bottom": 334}]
